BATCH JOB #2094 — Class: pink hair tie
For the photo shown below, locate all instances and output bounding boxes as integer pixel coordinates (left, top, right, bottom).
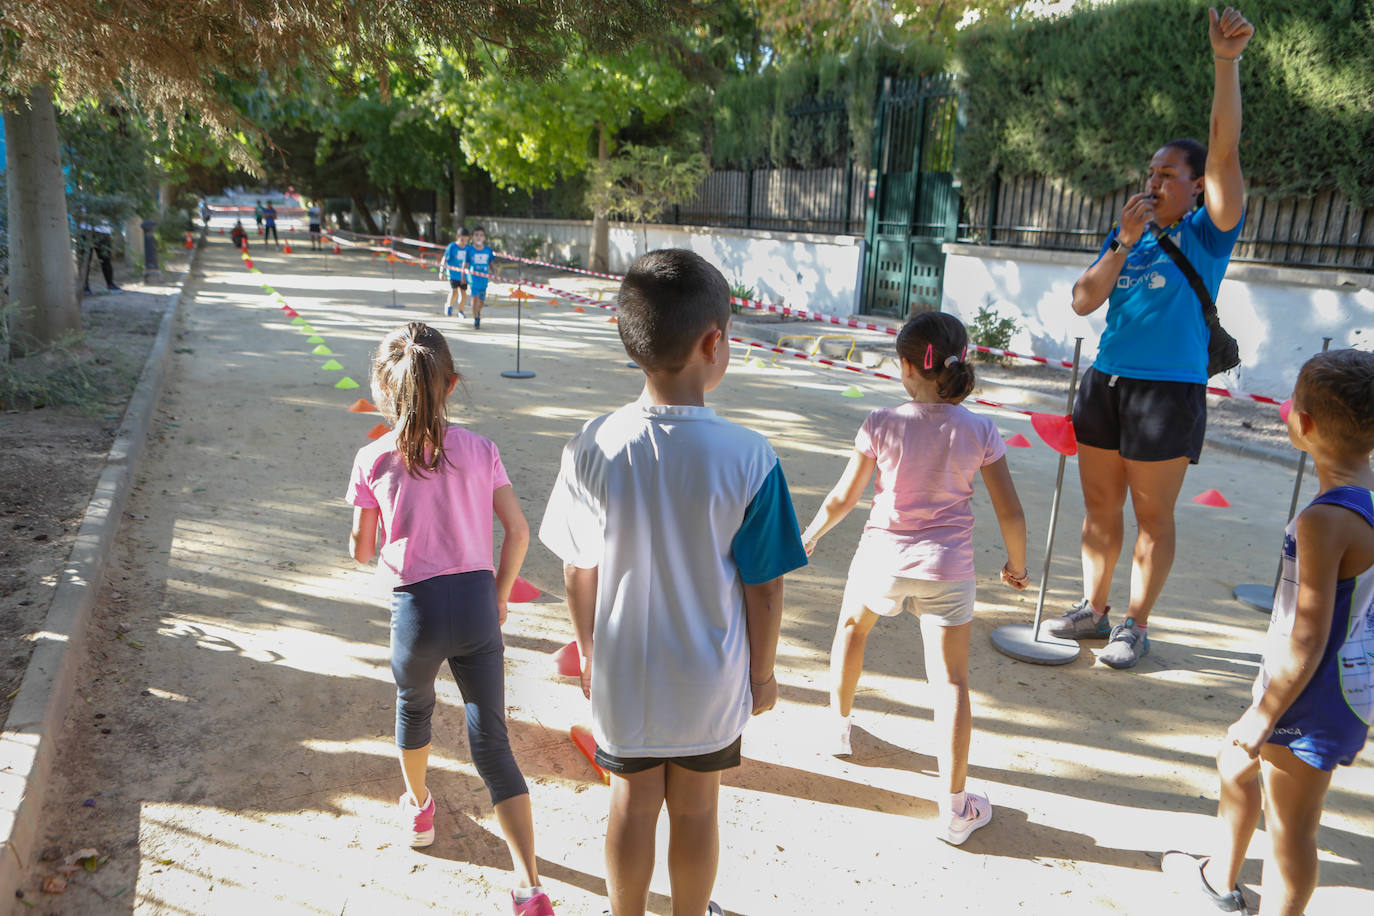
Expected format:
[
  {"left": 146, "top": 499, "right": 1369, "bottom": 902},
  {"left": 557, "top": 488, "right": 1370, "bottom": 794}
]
[{"left": 923, "top": 344, "right": 934, "bottom": 370}]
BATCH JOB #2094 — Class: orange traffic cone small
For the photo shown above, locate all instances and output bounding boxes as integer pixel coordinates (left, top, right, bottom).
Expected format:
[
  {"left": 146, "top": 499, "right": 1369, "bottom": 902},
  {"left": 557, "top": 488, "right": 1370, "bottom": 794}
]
[
  {"left": 184, "top": 232, "right": 194, "bottom": 249},
  {"left": 333, "top": 243, "right": 342, "bottom": 254},
  {"left": 283, "top": 241, "right": 293, "bottom": 254},
  {"left": 366, "top": 423, "right": 391, "bottom": 440}
]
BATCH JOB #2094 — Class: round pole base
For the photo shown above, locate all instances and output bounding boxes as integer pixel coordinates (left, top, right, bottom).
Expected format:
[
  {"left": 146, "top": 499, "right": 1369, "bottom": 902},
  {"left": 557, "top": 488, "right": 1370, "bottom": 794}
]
[
  {"left": 1233, "top": 584, "right": 1275, "bottom": 613},
  {"left": 501, "top": 370, "right": 536, "bottom": 379},
  {"left": 990, "top": 624, "right": 1080, "bottom": 665},
  {"left": 626, "top": 361, "right": 639, "bottom": 369},
  {"left": 385, "top": 304, "right": 405, "bottom": 309}
]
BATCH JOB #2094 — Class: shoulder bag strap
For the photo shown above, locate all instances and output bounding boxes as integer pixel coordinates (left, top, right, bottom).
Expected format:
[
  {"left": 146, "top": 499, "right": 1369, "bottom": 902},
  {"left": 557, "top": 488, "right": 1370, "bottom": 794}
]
[{"left": 1150, "top": 224, "right": 1217, "bottom": 320}]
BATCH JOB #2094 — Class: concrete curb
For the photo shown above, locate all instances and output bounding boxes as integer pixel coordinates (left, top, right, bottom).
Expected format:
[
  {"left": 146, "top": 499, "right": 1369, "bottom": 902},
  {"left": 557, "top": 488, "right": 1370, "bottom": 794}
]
[{"left": 0, "top": 244, "right": 199, "bottom": 901}]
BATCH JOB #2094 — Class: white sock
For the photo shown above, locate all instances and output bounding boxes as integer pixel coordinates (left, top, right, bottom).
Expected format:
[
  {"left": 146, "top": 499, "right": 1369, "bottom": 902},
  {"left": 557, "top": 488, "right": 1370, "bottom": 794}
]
[
  {"left": 514, "top": 886, "right": 543, "bottom": 903},
  {"left": 949, "top": 791, "right": 968, "bottom": 817}
]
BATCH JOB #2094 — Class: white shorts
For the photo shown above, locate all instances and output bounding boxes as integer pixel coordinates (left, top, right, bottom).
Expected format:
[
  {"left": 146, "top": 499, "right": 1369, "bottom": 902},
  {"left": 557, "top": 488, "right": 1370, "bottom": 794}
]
[{"left": 841, "top": 559, "right": 975, "bottom": 627}]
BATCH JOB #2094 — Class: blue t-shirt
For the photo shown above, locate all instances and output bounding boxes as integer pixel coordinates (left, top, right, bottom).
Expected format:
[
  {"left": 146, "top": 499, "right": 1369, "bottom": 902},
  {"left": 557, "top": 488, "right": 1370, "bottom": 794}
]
[
  {"left": 1092, "top": 206, "right": 1243, "bottom": 384},
  {"left": 442, "top": 241, "right": 468, "bottom": 280},
  {"left": 468, "top": 245, "right": 494, "bottom": 288}
]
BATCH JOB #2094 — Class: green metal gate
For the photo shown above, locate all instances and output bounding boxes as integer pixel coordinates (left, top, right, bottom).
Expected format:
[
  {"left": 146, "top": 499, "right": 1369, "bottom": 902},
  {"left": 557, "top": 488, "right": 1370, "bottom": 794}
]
[{"left": 861, "top": 75, "right": 961, "bottom": 319}]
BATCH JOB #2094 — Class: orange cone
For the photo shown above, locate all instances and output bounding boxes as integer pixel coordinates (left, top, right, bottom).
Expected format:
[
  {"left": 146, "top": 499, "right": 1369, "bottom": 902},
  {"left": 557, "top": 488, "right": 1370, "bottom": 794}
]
[
  {"left": 333, "top": 243, "right": 342, "bottom": 254},
  {"left": 1005, "top": 433, "right": 1032, "bottom": 448},
  {"left": 570, "top": 726, "right": 609, "bottom": 784},
  {"left": 553, "top": 640, "right": 581, "bottom": 677},
  {"left": 348, "top": 398, "right": 377, "bottom": 413},
  {"left": 283, "top": 242, "right": 293, "bottom": 254},
  {"left": 1193, "top": 488, "right": 1231, "bottom": 508},
  {"left": 366, "top": 423, "right": 391, "bottom": 440},
  {"left": 184, "top": 232, "right": 194, "bottom": 249},
  {"left": 572, "top": 306, "right": 586, "bottom": 313},
  {"left": 1030, "top": 413, "right": 1077, "bottom": 456},
  {"left": 607, "top": 316, "right": 618, "bottom": 324}
]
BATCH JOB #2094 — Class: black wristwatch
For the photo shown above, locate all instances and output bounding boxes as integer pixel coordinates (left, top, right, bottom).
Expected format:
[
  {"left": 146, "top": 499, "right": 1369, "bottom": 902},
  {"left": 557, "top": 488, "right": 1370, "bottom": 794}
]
[{"left": 1108, "top": 235, "right": 1134, "bottom": 254}]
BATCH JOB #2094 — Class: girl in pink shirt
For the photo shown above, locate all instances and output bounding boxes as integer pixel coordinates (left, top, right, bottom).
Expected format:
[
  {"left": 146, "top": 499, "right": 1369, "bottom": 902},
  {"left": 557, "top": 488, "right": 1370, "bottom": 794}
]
[
  {"left": 801, "top": 312, "right": 1030, "bottom": 847},
  {"left": 345, "top": 322, "right": 553, "bottom": 916}
]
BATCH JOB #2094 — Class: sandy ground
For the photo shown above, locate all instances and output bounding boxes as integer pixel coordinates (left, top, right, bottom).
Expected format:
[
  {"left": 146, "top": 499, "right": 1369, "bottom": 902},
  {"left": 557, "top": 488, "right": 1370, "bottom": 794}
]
[{"left": 16, "top": 241, "right": 1373, "bottom": 915}]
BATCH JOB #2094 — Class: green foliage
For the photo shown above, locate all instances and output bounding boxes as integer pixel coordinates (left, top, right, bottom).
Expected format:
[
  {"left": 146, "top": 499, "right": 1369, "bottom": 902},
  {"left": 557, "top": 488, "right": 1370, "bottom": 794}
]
[
  {"left": 955, "top": 0, "right": 1374, "bottom": 203},
  {"left": 728, "top": 280, "right": 756, "bottom": 314},
  {"left": 586, "top": 144, "right": 710, "bottom": 225},
  {"left": 968, "top": 301, "right": 1018, "bottom": 363},
  {"left": 0, "top": 307, "right": 99, "bottom": 409}
]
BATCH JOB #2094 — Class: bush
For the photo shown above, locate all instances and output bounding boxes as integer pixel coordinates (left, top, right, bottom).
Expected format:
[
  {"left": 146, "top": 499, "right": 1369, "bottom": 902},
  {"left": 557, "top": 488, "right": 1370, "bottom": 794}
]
[
  {"left": 968, "top": 301, "right": 1018, "bottom": 363},
  {"left": 955, "top": 0, "right": 1374, "bottom": 204},
  {"left": 728, "top": 281, "right": 756, "bottom": 314}
]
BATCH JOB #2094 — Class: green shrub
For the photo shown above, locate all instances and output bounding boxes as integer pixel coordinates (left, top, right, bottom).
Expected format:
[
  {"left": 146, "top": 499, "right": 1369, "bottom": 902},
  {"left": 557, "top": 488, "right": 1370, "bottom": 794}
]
[
  {"left": 728, "top": 281, "right": 756, "bottom": 314},
  {"left": 968, "top": 301, "right": 1018, "bottom": 363}
]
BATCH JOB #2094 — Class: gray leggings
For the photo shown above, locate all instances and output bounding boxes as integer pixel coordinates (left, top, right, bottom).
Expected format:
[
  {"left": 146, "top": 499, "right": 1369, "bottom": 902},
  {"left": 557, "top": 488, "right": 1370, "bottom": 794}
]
[{"left": 389, "top": 570, "right": 528, "bottom": 805}]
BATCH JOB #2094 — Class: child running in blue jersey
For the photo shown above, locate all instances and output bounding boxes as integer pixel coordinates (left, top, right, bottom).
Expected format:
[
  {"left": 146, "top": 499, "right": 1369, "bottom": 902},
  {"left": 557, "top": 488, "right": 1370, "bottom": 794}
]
[
  {"left": 467, "top": 226, "right": 494, "bottom": 330},
  {"left": 1165, "top": 348, "right": 1374, "bottom": 915},
  {"left": 346, "top": 322, "right": 555, "bottom": 916},
  {"left": 442, "top": 227, "right": 471, "bottom": 318},
  {"left": 801, "top": 311, "right": 1029, "bottom": 847}
]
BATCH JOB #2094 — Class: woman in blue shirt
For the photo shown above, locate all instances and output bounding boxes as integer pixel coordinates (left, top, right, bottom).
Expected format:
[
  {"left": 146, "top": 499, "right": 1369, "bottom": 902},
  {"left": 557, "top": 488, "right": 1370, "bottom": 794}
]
[{"left": 1044, "top": 7, "right": 1253, "bottom": 671}]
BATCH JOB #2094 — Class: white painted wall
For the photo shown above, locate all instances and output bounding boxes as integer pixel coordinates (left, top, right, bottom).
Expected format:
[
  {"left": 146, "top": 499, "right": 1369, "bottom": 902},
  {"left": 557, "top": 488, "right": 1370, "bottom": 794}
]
[
  {"left": 472, "top": 216, "right": 865, "bottom": 318},
  {"left": 941, "top": 243, "right": 1374, "bottom": 399}
]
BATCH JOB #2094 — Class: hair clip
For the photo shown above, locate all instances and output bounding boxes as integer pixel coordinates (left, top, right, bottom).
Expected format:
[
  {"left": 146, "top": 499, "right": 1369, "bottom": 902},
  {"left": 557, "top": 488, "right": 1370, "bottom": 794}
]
[
  {"left": 923, "top": 344, "right": 934, "bottom": 371},
  {"left": 944, "top": 354, "right": 959, "bottom": 368},
  {"left": 961, "top": 346, "right": 968, "bottom": 361}
]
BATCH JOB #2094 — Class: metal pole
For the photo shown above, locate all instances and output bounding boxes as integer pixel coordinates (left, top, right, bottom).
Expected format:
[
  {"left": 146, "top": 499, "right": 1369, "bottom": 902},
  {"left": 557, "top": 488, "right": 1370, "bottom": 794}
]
[
  {"left": 1234, "top": 336, "right": 1332, "bottom": 611},
  {"left": 501, "top": 275, "right": 535, "bottom": 379},
  {"left": 990, "top": 337, "right": 1084, "bottom": 665}
]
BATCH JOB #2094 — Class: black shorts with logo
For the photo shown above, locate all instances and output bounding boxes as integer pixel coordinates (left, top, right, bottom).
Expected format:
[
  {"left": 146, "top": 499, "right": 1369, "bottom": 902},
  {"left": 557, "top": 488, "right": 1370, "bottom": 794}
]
[
  {"left": 1072, "top": 366, "right": 1207, "bottom": 464},
  {"left": 594, "top": 735, "right": 743, "bottom": 775}
]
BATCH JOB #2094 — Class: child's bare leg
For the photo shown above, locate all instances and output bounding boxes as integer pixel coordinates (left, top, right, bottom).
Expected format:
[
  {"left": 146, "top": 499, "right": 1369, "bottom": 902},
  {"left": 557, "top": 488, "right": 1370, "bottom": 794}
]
[
  {"left": 445, "top": 286, "right": 461, "bottom": 313},
  {"left": 493, "top": 792, "right": 540, "bottom": 889},
  {"left": 919, "top": 616, "right": 972, "bottom": 795},
  {"left": 830, "top": 606, "right": 879, "bottom": 716},
  {"left": 400, "top": 743, "right": 430, "bottom": 805},
  {"left": 1257, "top": 743, "right": 1332, "bottom": 916},
  {"left": 664, "top": 764, "right": 722, "bottom": 916},
  {"left": 1204, "top": 742, "right": 1263, "bottom": 893},
  {"left": 472, "top": 294, "right": 485, "bottom": 321},
  {"left": 606, "top": 766, "right": 667, "bottom": 916}
]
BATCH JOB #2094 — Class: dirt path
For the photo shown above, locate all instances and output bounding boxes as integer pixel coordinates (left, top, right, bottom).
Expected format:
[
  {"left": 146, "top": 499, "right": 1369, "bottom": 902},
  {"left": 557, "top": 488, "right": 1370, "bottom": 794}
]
[{"left": 19, "top": 241, "right": 1372, "bottom": 914}]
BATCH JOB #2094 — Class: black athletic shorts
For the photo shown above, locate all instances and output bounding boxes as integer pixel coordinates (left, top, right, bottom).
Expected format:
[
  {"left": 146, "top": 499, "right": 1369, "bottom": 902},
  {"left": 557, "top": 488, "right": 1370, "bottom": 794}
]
[
  {"left": 1072, "top": 366, "right": 1207, "bottom": 464},
  {"left": 595, "top": 735, "right": 742, "bottom": 775},
  {"left": 449, "top": 278, "right": 468, "bottom": 290}
]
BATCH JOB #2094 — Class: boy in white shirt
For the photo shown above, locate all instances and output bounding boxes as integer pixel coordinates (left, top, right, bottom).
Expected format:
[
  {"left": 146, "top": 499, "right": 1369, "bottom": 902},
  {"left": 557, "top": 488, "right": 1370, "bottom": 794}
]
[{"left": 540, "top": 248, "right": 807, "bottom": 916}]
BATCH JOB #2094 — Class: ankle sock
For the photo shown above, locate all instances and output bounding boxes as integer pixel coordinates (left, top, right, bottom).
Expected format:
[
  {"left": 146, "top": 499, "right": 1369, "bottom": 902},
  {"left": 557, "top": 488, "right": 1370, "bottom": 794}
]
[
  {"left": 514, "top": 886, "right": 544, "bottom": 903},
  {"left": 949, "top": 791, "right": 968, "bottom": 818}
]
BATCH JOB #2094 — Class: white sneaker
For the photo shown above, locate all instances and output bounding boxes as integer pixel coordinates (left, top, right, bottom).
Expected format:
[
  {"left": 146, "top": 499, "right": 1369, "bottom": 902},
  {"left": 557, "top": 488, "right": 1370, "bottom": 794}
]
[
  {"left": 833, "top": 716, "right": 852, "bottom": 758},
  {"left": 941, "top": 792, "right": 992, "bottom": 846}
]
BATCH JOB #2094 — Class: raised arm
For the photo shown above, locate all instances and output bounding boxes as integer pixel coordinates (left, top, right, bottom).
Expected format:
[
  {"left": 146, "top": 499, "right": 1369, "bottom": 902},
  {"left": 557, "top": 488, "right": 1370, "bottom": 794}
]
[
  {"left": 1204, "top": 6, "right": 1254, "bottom": 232},
  {"left": 800, "top": 450, "right": 876, "bottom": 554}
]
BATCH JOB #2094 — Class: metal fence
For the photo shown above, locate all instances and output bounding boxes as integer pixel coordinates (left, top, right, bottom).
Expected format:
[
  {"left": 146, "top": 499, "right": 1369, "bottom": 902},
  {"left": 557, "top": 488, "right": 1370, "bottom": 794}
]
[
  {"left": 959, "top": 174, "right": 1374, "bottom": 271},
  {"left": 663, "top": 165, "right": 867, "bottom": 236}
]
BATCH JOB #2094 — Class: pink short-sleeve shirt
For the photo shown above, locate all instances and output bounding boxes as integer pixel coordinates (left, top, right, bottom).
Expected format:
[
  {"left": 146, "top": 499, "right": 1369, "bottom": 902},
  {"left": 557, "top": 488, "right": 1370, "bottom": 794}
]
[
  {"left": 854, "top": 401, "right": 1006, "bottom": 581},
  {"left": 346, "top": 425, "right": 511, "bottom": 589}
]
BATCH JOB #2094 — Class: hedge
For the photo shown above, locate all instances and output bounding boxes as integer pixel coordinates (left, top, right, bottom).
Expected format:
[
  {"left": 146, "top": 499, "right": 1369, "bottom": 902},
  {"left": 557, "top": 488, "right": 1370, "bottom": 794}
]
[{"left": 954, "top": 0, "right": 1374, "bottom": 204}]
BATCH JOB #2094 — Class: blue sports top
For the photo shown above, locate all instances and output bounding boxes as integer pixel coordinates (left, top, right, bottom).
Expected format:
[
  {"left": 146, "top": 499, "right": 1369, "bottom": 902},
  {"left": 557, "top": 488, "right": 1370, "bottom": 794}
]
[
  {"left": 1258, "top": 485, "right": 1374, "bottom": 770},
  {"left": 1092, "top": 206, "right": 1243, "bottom": 384},
  {"left": 468, "top": 245, "right": 494, "bottom": 286},
  {"left": 442, "top": 241, "right": 468, "bottom": 280}
]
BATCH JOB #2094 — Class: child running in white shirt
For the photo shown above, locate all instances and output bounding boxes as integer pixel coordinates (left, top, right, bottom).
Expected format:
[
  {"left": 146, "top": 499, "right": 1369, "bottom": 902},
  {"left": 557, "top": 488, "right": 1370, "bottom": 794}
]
[{"left": 801, "top": 311, "right": 1030, "bottom": 846}]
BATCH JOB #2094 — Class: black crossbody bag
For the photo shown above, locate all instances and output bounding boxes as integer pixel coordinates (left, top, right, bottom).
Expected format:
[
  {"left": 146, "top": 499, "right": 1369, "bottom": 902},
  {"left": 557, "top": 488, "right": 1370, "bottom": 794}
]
[{"left": 1149, "top": 226, "right": 1240, "bottom": 377}]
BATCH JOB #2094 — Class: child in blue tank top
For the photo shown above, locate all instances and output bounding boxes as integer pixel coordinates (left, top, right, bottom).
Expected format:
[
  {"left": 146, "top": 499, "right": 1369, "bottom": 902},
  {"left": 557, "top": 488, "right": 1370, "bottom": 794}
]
[{"left": 1166, "top": 348, "right": 1374, "bottom": 915}]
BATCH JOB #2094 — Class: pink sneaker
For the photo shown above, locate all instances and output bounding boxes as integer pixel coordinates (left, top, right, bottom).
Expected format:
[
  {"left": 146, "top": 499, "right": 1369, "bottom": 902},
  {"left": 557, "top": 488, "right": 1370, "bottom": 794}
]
[
  {"left": 941, "top": 791, "right": 992, "bottom": 846},
  {"left": 400, "top": 791, "right": 435, "bottom": 847},
  {"left": 512, "top": 890, "right": 555, "bottom": 915}
]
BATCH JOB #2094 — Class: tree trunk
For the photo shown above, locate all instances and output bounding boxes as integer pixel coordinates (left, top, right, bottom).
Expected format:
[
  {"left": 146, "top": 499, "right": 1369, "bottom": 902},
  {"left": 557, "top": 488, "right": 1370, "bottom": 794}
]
[
  {"left": 452, "top": 171, "right": 466, "bottom": 230},
  {"left": 393, "top": 186, "right": 418, "bottom": 238},
  {"left": 435, "top": 163, "right": 453, "bottom": 237},
  {"left": 3, "top": 84, "right": 79, "bottom": 358},
  {"left": 351, "top": 193, "right": 380, "bottom": 235},
  {"left": 589, "top": 123, "right": 611, "bottom": 272}
]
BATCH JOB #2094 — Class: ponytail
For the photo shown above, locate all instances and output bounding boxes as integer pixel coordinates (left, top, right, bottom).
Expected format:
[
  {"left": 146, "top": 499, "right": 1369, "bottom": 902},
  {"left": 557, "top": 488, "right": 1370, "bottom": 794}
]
[
  {"left": 896, "top": 312, "right": 976, "bottom": 403},
  {"left": 370, "top": 322, "right": 458, "bottom": 476}
]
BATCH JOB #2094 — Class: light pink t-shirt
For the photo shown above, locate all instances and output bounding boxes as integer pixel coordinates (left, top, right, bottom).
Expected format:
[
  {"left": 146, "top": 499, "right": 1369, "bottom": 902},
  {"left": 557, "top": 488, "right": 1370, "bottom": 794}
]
[
  {"left": 345, "top": 425, "right": 511, "bottom": 589},
  {"left": 855, "top": 401, "right": 1006, "bottom": 580}
]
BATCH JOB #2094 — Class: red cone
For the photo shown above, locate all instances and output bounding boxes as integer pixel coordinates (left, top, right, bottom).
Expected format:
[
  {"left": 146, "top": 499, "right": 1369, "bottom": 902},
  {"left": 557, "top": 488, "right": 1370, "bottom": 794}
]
[
  {"left": 1030, "top": 413, "right": 1077, "bottom": 456},
  {"left": 1280, "top": 398, "right": 1293, "bottom": 424},
  {"left": 509, "top": 576, "right": 541, "bottom": 603},
  {"left": 366, "top": 423, "right": 391, "bottom": 440},
  {"left": 283, "top": 242, "right": 293, "bottom": 254},
  {"left": 244, "top": 258, "right": 254, "bottom": 269},
  {"left": 1004, "top": 433, "right": 1033, "bottom": 448},
  {"left": 553, "top": 640, "right": 581, "bottom": 677},
  {"left": 570, "top": 725, "right": 609, "bottom": 784},
  {"left": 348, "top": 398, "right": 377, "bottom": 413},
  {"left": 333, "top": 243, "right": 342, "bottom": 254},
  {"left": 1193, "top": 488, "right": 1231, "bottom": 508}
]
